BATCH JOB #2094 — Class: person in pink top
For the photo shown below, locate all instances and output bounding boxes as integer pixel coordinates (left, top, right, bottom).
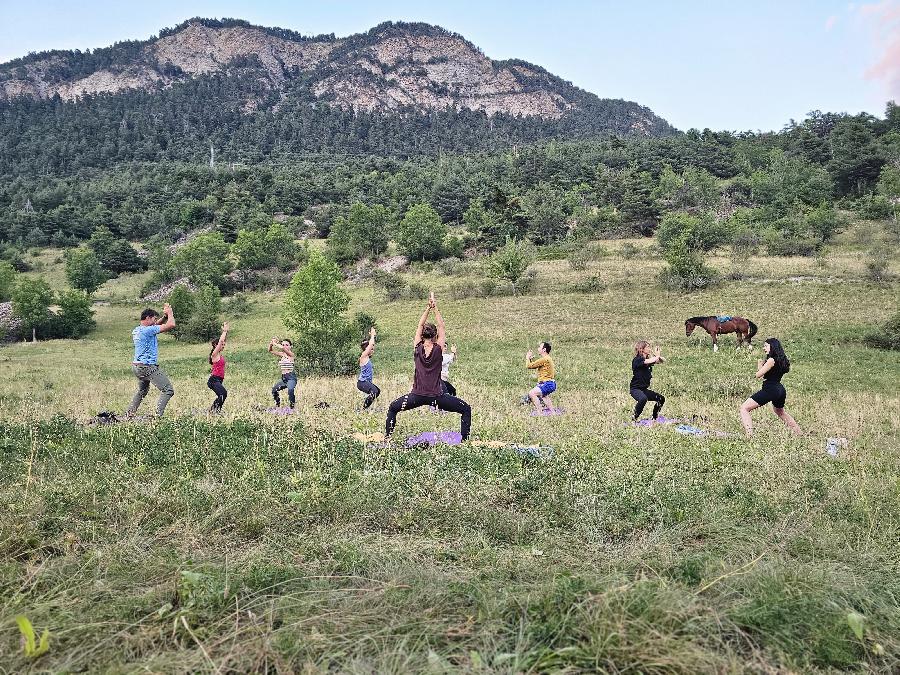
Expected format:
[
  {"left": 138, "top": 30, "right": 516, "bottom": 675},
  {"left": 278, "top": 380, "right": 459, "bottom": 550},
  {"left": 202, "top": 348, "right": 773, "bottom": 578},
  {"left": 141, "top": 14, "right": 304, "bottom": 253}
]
[{"left": 207, "top": 322, "right": 229, "bottom": 413}]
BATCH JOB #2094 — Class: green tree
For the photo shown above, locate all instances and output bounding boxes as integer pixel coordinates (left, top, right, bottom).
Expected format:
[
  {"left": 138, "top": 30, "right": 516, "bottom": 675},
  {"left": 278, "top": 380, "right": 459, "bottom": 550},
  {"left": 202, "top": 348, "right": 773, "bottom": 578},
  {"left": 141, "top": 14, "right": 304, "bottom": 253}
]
[
  {"left": 657, "top": 212, "right": 729, "bottom": 253},
  {"left": 172, "top": 232, "right": 231, "bottom": 287},
  {"left": 487, "top": 238, "right": 536, "bottom": 294},
  {"left": 877, "top": 164, "right": 900, "bottom": 222},
  {"left": 522, "top": 187, "right": 568, "bottom": 245},
  {"left": 327, "top": 203, "right": 390, "bottom": 264},
  {"left": 396, "top": 203, "right": 447, "bottom": 261},
  {"left": 65, "top": 247, "right": 108, "bottom": 294},
  {"left": 183, "top": 285, "right": 222, "bottom": 343},
  {"left": 87, "top": 225, "right": 117, "bottom": 259},
  {"left": 232, "top": 228, "right": 272, "bottom": 272},
  {"left": 55, "top": 289, "right": 95, "bottom": 338},
  {"left": 0, "top": 261, "right": 16, "bottom": 301},
  {"left": 265, "top": 222, "right": 300, "bottom": 270},
  {"left": 282, "top": 251, "right": 354, "bottom": 374},
  {"left": 656, "top": 213, "right": 722, "bottom": 290},
  {"left": 102, "top": 239, "right": 146, "bottom": 274},
  {"left": 166, "top": 284, "right": 195, "bottom": 341},
  {"left": 12, "top": 277, "right": 53, "bottom": 341}
]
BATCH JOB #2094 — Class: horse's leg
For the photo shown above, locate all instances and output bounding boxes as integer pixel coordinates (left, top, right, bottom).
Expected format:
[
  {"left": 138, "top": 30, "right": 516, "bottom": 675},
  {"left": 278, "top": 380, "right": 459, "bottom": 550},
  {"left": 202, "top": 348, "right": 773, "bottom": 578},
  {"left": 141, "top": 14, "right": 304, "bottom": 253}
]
[{"left": 712, "top": 331, "right": 719, "bottom": 352}]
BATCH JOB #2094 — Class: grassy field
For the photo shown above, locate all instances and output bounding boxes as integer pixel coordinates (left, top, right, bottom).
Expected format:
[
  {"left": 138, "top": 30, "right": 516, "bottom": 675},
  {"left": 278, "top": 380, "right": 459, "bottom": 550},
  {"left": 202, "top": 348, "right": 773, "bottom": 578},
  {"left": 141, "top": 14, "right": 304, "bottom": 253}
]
[{"left": 1, "top": 234, "right": 898, "bottom": 672}]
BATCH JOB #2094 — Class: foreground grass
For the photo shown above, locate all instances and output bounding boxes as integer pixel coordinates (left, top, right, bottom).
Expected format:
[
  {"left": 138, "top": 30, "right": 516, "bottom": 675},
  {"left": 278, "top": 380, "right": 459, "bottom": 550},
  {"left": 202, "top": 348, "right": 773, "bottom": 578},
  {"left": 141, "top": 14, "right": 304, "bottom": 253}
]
[
  {"left": 1, "top": 239, "right": 898, "bottom": 671},
  {"left": 1, "top": 417, "right": 898, "bottom": 672}
]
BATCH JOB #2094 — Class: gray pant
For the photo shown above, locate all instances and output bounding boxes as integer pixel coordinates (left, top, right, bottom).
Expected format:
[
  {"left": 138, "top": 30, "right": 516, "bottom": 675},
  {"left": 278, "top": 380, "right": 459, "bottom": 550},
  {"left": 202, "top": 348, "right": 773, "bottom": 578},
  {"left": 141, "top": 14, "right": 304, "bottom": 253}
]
[{"left": 128, "top": 363, "right": 175, "bottom": 417}]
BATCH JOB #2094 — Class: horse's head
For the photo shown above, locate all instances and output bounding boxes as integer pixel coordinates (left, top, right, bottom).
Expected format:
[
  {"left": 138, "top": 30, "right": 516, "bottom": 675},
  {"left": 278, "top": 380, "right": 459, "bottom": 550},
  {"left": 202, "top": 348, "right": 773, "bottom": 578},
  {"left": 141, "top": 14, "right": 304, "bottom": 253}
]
[{"left": 685, "top": 320, "right": 696, "bottom": 336}]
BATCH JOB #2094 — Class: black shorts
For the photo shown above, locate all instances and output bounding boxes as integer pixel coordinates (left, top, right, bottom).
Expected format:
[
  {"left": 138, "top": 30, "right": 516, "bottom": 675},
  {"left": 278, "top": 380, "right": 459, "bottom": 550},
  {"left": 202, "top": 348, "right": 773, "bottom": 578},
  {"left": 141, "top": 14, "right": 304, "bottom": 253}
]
[{"left": 750, "top": 382, "right": 786, "bottom": 409}]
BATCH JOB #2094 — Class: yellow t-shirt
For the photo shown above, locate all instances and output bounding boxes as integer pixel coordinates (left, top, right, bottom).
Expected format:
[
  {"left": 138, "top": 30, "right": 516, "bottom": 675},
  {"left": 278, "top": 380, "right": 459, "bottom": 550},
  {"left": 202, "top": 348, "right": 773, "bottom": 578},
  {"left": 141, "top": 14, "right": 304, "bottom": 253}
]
[{"left": 527, "top": 356, "right": 555, "bottom": 382}]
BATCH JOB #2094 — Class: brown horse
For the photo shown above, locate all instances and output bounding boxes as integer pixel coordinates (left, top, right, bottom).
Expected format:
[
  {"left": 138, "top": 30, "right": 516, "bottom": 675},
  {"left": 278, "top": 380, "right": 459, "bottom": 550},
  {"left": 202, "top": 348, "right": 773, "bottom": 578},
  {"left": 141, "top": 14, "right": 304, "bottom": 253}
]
[{"left": 685, "top": 316, "right": 757, "bottom": 351}]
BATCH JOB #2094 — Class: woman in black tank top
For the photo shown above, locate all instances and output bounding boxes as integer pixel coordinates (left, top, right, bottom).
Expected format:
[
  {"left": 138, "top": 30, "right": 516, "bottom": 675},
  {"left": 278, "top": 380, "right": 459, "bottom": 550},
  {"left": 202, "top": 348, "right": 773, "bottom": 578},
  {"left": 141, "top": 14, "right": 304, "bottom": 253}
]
[
  {"left": 384, "top": 293, "right": 472, "bottom": 441},
  {"left": 739, "top": 337, "right": 802, "bottom": 437}
]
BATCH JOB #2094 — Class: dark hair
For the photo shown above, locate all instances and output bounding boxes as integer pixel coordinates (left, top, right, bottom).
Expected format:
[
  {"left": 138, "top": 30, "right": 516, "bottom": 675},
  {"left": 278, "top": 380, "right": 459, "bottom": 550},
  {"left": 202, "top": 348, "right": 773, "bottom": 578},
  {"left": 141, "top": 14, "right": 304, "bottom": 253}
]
[
  {"left": 140, "top": 308, "right": 159, "bottom": 321},
  {"left": 282, "top": 338, "right": 292, "bottom": 346},
  {"left": 209, "top": 339, "right": 218, "bottom": 365},
  {"left": 541, "top": 341, "right": 552, "bottom": 354},
  {"left": 360, "top": 339, "right": 370, "bottom": 352},
  {"left": 765, "top": 338, "right": 790, "bottom": 373},
  {"left": 421, "top": 323, "right": 437, "bottom": 340}
]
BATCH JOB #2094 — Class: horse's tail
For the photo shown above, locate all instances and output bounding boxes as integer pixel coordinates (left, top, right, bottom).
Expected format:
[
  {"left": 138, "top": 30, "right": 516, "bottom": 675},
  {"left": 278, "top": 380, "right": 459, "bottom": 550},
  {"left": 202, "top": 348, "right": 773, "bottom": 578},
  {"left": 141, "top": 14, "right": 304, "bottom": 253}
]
[{"left": 747, "top": 319, "right": 758, "bottom": 341}]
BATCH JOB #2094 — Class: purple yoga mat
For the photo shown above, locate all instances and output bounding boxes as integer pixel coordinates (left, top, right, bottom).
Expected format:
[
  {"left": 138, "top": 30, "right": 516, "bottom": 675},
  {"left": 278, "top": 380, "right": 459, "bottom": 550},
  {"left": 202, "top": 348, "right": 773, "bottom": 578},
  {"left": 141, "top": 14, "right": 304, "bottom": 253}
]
[
  {"left": 405, "top": 431, "right": 463, "bottom": 446},
  {"left": 530, "top": 407, "right": 565, "bottom": 417}
]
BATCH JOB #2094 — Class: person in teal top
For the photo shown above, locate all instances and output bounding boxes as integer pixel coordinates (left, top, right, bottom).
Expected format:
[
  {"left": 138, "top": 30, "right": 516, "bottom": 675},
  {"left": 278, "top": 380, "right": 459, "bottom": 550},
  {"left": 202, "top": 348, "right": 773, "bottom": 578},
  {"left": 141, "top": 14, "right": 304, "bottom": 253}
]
[{"left": 126, "top": 303, "right": 177, "bottom": 418}]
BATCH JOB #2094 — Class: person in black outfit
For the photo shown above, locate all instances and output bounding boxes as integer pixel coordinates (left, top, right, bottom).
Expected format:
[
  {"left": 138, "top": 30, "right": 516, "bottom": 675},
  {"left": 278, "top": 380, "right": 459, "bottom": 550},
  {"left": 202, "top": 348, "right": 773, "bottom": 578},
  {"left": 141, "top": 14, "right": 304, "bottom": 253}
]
[
  {"left": 385, "top": 292, "right": 472, "bottom": 440},
  {"left": 630, "top": 340, "right": 666, "bottom": 421},
  {"left": 739, "top": 337, "right": 801, "bottom": 437}
]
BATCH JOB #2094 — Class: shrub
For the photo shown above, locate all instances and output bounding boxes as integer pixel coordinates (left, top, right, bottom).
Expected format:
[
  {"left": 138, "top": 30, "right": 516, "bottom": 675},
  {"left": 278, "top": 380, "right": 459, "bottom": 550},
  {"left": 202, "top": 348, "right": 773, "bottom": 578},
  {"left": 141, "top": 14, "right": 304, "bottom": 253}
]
[
  {"left": 436, "top": 257, "right": 464, "bottom": 276},
  {"left": 864, "top": 308, "right": 900, "bottom": 350},
  {"left": 406, "top": 281, "right": 429, "bottom": 300},
  {"left": 764, "top": 230, "right": 820, "bottom": 257},
  {"left": 479, "top": 278, "right": 498, "bottom": 298},
  {"left": 619, "top": 243, "right": 639, "bottom": 259},
  {"left": 226, "top": 292, "right": 253, "bottom": 315},
  {"left": 864, "top": 249, "right": 891, "bottom": 282},
  {"left": 377, "top": 273, "right": 407, "bottom": 302},
  {"left": 659, "top": 264, "right": 722, "bottom": 291},
  {"left": 567, "top": 246, "right": 591, "bottom": 271},
  {"left": 487, "top": 238, "right": 536, "bottom": 294},
  {"left": 573, "top": 274, "right": 606, "bottom": 293},
  {"left": 855, "top": 194, "right": 892, "bottom": 221}
]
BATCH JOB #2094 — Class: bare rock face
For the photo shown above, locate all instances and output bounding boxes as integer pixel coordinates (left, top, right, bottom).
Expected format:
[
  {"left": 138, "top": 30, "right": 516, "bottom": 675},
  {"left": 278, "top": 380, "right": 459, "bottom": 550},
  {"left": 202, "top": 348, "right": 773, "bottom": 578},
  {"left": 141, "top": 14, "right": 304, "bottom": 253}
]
[{"left": 0, "top": 20, "right": 628, "bottom": 124}]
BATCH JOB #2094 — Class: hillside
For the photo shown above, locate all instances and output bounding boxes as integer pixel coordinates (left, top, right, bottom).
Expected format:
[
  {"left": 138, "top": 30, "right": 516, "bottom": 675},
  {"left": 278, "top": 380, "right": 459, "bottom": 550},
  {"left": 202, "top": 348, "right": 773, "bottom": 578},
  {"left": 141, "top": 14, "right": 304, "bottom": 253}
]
[{"left": 0, "top": 19, "right": 675, "bottom": 172}]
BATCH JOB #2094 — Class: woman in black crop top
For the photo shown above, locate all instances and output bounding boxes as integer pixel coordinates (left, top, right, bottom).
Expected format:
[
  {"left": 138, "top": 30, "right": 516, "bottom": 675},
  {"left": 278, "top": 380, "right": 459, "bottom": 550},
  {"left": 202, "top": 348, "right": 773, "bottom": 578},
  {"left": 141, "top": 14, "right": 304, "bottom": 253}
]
[{"left": 739, "top": 337, "right": 801, "bottom": 437}]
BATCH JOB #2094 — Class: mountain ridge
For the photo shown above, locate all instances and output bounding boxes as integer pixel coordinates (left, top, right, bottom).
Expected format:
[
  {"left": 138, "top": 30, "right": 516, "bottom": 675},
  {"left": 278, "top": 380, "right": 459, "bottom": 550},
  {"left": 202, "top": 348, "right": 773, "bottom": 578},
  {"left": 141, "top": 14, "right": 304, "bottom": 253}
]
[{"left": 0, "top": 18, "right": 674, "bottom": 136}]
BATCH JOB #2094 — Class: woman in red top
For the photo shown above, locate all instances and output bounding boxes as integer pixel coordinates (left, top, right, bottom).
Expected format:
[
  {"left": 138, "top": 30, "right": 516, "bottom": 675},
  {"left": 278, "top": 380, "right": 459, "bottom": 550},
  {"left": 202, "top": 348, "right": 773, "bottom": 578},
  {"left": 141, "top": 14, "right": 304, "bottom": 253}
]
[
  {"left": 207, "top": 322, "right": 229, "bottom": 412},
  {"left": 385, "top": 293, "right": 471, "bottom": 440}
]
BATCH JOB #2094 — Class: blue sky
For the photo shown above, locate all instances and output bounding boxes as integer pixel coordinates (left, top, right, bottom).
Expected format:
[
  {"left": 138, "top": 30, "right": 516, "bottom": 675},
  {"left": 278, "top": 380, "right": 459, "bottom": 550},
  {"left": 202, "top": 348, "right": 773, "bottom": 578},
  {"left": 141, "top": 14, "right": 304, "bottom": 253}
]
[{"left": 0, "top": 0, "right": 896, "bottom": 132}]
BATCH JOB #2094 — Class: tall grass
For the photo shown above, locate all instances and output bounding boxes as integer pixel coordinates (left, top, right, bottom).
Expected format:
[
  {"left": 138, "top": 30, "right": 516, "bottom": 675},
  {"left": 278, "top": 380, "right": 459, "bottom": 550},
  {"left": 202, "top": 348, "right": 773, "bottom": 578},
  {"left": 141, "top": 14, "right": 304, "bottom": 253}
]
[{"left": 0, "top": 239, "right": 898, "bottom": 671}]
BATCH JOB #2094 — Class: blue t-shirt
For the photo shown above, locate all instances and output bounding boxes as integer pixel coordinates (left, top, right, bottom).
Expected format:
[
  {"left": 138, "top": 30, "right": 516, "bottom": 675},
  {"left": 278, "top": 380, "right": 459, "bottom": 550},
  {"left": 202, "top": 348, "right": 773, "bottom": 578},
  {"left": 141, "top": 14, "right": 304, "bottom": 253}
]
[
  {"left": 132, "top": 324, "right": 161, "bottom": 364},
  {"left": 359, "top": 360, "right": 373, "bottom": 382}
]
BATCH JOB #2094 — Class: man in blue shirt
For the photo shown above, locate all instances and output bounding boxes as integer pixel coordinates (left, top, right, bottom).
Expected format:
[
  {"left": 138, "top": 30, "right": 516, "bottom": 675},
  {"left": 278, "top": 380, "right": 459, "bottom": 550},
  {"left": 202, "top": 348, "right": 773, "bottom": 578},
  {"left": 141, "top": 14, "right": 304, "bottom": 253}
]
[{"left": 126, "top": 303, "right": 177, "bottom": 417}]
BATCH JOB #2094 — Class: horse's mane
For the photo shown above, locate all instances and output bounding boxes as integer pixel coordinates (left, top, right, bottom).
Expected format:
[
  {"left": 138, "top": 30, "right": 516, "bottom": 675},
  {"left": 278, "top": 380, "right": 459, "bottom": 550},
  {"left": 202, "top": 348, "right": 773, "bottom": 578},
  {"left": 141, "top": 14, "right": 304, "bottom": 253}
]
[{"left": 686, "top": 316, "right": 712, "bottom": 324}]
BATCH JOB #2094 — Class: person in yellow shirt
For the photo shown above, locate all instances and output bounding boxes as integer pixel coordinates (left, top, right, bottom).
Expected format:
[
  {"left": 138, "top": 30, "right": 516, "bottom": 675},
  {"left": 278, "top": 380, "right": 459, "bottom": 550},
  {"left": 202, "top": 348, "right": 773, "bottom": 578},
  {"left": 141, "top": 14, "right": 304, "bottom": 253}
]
[{"left": 523, "top": 342, "right": 556, "bottom": 412}]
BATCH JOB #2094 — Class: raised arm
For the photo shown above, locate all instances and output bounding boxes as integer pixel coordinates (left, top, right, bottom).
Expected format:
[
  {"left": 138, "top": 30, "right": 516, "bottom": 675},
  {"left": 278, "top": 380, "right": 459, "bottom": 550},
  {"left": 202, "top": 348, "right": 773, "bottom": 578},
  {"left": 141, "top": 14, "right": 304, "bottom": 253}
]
[
  {"left": 211, "top": 322, "right": 229, "bottom": 358},
  {"left": 433, "top": 300, "right": 446, "bottom": 349},
  {"left": 158, "top": 303, "right": 176, "bottom": 333},
  {"left": 361, "top": 327, "right": 376, "bottom": 360},
  {"left": 413, "top": 303, "right": 432, "bottom": 347},
  {"left": 755, "top": 357, "right": 774, "bottom": 379},
  {"left": 269, "top": 337, "right": 285, "bottom": 358},
  {"left": 644, "top": 346, "right": 664, "bottom": 365}
]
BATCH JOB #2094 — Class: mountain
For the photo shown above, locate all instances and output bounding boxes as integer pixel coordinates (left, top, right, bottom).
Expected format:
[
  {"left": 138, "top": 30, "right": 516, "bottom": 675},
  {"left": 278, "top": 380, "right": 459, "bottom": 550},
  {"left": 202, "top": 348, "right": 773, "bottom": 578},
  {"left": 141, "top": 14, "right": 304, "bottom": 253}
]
[{"left": 0, "top": 19, "right": 676, "bottom": 173}]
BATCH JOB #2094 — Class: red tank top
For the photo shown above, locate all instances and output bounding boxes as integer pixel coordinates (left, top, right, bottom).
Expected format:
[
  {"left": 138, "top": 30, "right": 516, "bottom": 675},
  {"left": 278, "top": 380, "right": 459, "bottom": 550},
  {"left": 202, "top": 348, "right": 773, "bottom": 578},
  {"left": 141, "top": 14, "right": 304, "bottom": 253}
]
[{"left": 211, "top": 357, "right": 225, "bottom": 378}]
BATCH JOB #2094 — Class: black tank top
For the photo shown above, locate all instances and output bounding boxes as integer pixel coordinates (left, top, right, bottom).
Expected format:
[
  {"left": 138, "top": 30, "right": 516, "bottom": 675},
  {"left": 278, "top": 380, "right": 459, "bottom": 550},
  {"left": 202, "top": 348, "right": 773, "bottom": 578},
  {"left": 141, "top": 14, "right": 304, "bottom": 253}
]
[{"left": 763, "top": 358, "right": 787, "bottom": 383}]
